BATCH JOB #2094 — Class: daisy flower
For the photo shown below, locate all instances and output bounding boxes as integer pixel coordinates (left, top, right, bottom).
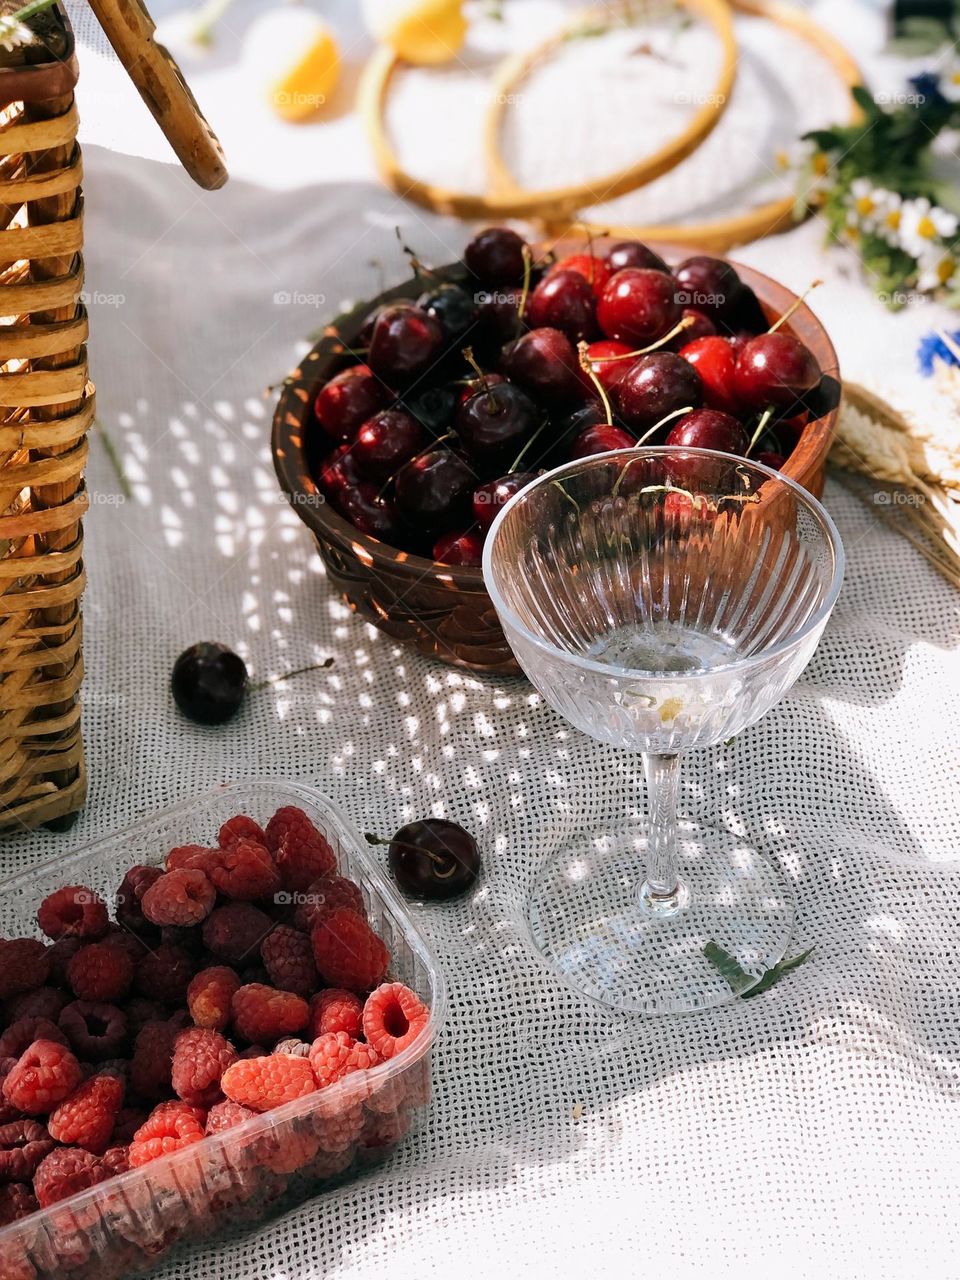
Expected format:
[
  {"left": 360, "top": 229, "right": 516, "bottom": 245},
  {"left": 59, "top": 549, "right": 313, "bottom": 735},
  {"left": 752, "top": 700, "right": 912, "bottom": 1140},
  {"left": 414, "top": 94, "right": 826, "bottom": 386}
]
[
  {"left": 916, "top": 246, "right": 958, "bottom": 292},
  {"left": 775, "top": 140, "right": 832, "bottom": 207},
  {"left": 844, "top": 178, "right": 896, "bottom": 235},
  {"left": 898, "top": 197, "right": 958, "bottom": 259},
  {"left": 938, "top": 58, "right": 960, "bottom": 104}
]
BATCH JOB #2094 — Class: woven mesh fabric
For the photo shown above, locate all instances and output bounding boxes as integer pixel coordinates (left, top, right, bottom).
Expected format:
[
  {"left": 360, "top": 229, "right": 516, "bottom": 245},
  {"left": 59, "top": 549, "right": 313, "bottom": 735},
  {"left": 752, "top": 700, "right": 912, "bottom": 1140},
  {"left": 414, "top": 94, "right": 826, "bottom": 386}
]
[{"left": 6, "top": 3, "right": 960, "bottom": 1276}]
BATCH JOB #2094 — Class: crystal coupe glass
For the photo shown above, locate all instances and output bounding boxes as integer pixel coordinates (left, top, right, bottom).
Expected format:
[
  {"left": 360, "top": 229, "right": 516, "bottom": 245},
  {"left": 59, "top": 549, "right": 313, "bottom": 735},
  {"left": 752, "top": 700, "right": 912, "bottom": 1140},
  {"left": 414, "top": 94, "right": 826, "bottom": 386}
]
[{"left": 483, "top": 448, "right": 844, "bottom": 1014}]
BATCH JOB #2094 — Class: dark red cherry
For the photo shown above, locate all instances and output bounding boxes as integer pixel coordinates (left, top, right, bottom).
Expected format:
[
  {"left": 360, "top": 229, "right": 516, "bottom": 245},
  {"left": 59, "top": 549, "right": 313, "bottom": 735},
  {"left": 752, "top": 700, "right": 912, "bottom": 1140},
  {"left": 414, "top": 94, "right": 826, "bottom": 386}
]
[
  {"left": 171, "top": 643, "right": 247, "bottom": 726},
  {"left": 673, "top": 256, "right": 743, "bottom": 321},
  {"left": 404, "top": 383, "right": 458, "bottom": 434},
  {"left": 614, "top": 352, "right": 703, "bottom": 431},
  {"left": 456, "top": 371, "right": 507, "bottom": 405},
  {"left": 314, "top": 365, "right": 386, "bottom": 442},
  {"left": 387, "top": 818, "right": 480, "bottom": 899},
  {"left": 597, "top": 269, "right": 680, "bottom": 346},
  {"left": 732, "top": 332, "right": 821, "bottom": 410},
  {"left": 679, "top": 336, "right": 741, "bottom": 416},
  {"left": 500, "top": 327, "right": 590, "bottom": 408},
  {"left": 726, "top": 283, "right": 769, "bottom": 334},
  {"left": 665, "top": 408, "right": 748, "bottom": 454},
  {"left": 755, "top": 450, "right": 785, "bottom": 471},
  {"left": 455, "top": 381, "right": 539, "bottom": 467},
  {"left": 571, "top": 423, "right": 636, "bottom": 458},
  {"left": 338, "top": 483, "right": 402, "bottom": 541},
  {"left": 668, "top": 308, "right": 716, "bottom": 348},
  {"left": 472, "top": 472, "right": 536, "bottom": 529},
  {"left": 547, "top": 253, "right": 613, "bottom": 296},
  {"left": 368, "top": 304, "right": 445, "bottom": 383},
  {"left": 353, "top": 409, "right": 424, "bottom": 480},
  {"left": 316, "top": 444, "right": 361, "bottom": 502},
  {"left": 526, "top": 269, "right": 596, "bottom": 342},
  {"left": 433, "top": 528, "right": 485, "bottom": 566},
  {"left": 394, "top": 447, "right": 476, "bottom": 532},
  {"left": 584, "top": 340, "right": 633, "bottom": 393},
  {"left": 475, "top": 291, "right": 522, "bottom": 349},
  {"left": 417, "top": 283, "right": 478, "bottom": 342},
  {"left": 604, "top": 240, "right": 669, "bottom": 275},
  {"left": 464, "top": 227, "right": 527, "bottom": 285}
]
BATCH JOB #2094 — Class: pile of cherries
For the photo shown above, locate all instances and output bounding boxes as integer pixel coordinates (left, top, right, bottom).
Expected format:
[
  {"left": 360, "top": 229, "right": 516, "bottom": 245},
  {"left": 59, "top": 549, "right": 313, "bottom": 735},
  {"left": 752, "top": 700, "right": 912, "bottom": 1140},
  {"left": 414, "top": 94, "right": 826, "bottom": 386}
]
[{"left": 309, "top": 228, "right": 824, "bottom": 566}]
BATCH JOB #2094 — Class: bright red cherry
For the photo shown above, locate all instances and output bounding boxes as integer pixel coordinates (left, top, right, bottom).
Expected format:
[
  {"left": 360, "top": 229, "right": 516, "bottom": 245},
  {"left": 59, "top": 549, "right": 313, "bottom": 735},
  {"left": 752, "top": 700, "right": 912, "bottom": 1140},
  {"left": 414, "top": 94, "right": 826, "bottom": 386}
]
[
  {"left": 337, "top": 483, "right": 401, "bottom": 541},
  {"left": 500, "top": 327, "right": 590, "bottom": 408},
  {"left": 464, "top": 227, "right": 527, "bottom": 285},
  {"left": 584, "top": 340, "right": 633, "bottom": 393},
  {"left": 614, "top": 352, "right": 703, "bottom": 431},
  {"left": 679, "top": 336, "right": 741, "bottom": 416},
  {"left": 571, "top": 423, "right": 636, "bottom": 458},
  {"left": 673, "top": 255, "right": 743, "bottom": 322},
  {"left": 547, "top": 253, "right": 613, "bottom": 295},
  {"left": 597, "top": 269, "right": 680, "bottom": 346},
  {"left": 665, "top": 408, "right": 748, "bottom": 454},
  {"left": 433, "top": 529, "right": 485, "bottom": 566},
  {"left": 368, "top": 304, "right": 445, "bottom": 384},
  {"left": 314, "top": 365, "right": 386, "bottom": 441},
  {"left": 455, "top": 381, "right": 539, "bottom": 467},
  {"left": 732, "top": 332, "right": 821, "bottom": 410},
  {"left": 472, "top": 472, "right": 536, "bottom": 529},
  {"left": 604, "top": 240, "right": 669, "bottom": 274},
  {"left": 353, "top": 409, "right": 424, "bottom": 480},
  {"left": 526, "top": 269, "right": 596, "bottom": 342},
  {"left": 395, "top": 447, "right": 476, "bottom": 533}
]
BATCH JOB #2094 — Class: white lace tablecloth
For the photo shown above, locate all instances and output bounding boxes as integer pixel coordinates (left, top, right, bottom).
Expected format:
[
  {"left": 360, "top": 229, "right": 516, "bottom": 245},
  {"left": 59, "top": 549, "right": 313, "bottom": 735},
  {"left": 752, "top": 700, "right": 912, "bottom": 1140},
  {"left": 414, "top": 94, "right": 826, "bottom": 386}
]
[{"left": 4, "top": 1, "right": 959, "bottom": 1276}]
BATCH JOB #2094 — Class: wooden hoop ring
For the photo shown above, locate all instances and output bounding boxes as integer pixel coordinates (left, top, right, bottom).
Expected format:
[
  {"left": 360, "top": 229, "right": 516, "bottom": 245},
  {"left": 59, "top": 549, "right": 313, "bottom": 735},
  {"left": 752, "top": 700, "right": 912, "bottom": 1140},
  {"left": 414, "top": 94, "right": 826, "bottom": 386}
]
[{"left": 359, "top": 0, "right": 738, "bottom": 221}]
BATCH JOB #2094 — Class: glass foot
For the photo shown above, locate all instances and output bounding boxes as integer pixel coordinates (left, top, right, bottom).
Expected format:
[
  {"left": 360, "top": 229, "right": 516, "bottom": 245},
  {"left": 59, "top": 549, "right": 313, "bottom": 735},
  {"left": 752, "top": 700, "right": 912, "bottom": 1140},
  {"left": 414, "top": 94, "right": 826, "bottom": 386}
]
[{"left": 527, "top": 820, "right": 795, "bottom": 1014}]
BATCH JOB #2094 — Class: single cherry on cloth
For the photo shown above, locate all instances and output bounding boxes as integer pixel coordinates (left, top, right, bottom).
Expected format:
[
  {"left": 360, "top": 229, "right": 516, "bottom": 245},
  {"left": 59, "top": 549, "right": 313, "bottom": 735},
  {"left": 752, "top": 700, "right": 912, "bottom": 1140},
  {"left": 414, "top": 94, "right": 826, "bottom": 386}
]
[
  {"left": 395, "top": 446, "right": 476, "bottom": 532},
  {"left": 386, "top": 818, "right": 481, "bottom": 899},
  {"left": 571, "top": 423, "right": 636, "bottom": 458},
  {"left": 615, "top": 352, "right": 703, "bottom": 431},
  {"left": 353, "top": 409, "right": 424, "bottom": 480},
  {"left": 584, "top": 339, "right": 633, "bottom": 393},
  {"left": 314, "top": 365, "right": 386, "bottom": 442},
  {"left": 455, "top": 380, "right": 539, "bottom": 468},
  {"left": 433, "top": 529, "right": 485, "bottom": 567},
  {"left": 473, "top": 472, "right": 537, "bottom": 530},
  {"left": 732, "top": 332, "right": 821, "bottom": 410},
  {"left": 673, "top": 255, "right": 744, "bottom": 322},
  {"left": 338, "top": 483, "right": 402, "bottom": 541},
  {"left": 500, "top": 327, "right": 590, "bottom": 408},
  {"left": 597, "top": 268, "right": 680, "bottom": 346},
  {"left": 172, "top": 642, "right": 247, "bottom": 725},
  {"left": 368, "top": 304, "right": 445, "bottom": 384},
  {"left": 464, "top": 227, "right": 527, "bottom": 286},
  {"left": 679, "top": 335, "right": 741, "bottom": 416},
  {"left": 604, "top": 239, "right": 669, "bottom": 275},
  {"left": 526, "top": 269, "right": 597, "bottom": 343},
  {"left": 547, "top": 253, "right": 613, "bottom": 295}
]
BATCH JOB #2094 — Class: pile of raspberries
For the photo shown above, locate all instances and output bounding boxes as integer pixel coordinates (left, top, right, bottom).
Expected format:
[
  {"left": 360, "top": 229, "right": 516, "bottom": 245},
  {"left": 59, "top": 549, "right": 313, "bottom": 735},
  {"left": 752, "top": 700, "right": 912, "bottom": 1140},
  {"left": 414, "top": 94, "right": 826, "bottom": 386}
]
[{"left": 0, "top": 805, "right": 429, "bottom": 1251}]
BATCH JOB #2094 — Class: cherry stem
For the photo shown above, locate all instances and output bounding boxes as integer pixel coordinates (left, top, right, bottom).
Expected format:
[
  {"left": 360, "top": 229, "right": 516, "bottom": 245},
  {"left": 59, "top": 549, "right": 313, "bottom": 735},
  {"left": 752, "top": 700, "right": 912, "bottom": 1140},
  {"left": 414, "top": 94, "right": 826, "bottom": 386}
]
[
  {"left": 577, "top": 340, "right": 614, "bottom": 426},
  {"left": 591, "top": 315, "right": 695, "bottom": 364},
  {"left": 396, "top": 229, "right": 436, "bottom": 284},
  {"left": 462, "top": 346, "right": 497, "bottom": 412},
  {"left": 767, "top": 279, "right": 823, "bottom": 334},
  {"left": 518, "top": 244, "right": 533, "bottom": 321},
  {"left": 249, "top": 658, "right": 334, "bottom": 692},
  {"left": 363, "top": 832, "right": 458, "bottom": 876},
  {"left": 509, "top": 418, "right": 549, "bottom": 472},
  {"left": 745, "top": 406, "right": 775, "bottom": 457},
  {"left": 634, "top": 404, "right": 693, "bottom": 446}
]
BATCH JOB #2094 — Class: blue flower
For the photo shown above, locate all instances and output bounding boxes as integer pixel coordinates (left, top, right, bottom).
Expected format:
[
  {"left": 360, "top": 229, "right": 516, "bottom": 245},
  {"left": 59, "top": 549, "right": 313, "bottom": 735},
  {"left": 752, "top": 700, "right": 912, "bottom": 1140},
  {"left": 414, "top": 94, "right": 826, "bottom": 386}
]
[
  {"left": 917, "top": 328, "right": 960, "bottom": 376},
  {"left": 909, "top": 71, "right": 946, "bottom": 108}
]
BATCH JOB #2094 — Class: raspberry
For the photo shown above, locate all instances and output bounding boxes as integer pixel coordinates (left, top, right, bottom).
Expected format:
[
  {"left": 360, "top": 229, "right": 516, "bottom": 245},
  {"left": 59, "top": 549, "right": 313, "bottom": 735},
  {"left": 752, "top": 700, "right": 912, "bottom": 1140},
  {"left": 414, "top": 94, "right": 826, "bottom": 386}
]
[
  {"left": 258, "top": 1124, "right": 321, "bottom": 1175},
  {"left": 165, "top": 844, "right": 212, "bottom": 872},
  {"left": 293, "top": 873, "right": 364, "bottom": 931},
  {"left": 130, "top": 1020, "right": 178, "bottom": 1101},
  {"left": 5, "top": 986, "right": 67, "bottom": 1026},
  {"left": 220, "top": 1054, "right": 315, "bottom": 1112},
  {"left": 129, "top": 1101, "right": 205, "bottom": 1167},
  {"left": 2, "top": 1040, "right": 82, "bottom": 1115},
  {"left": 115, "top": 865, "right": 163, "bottom": 935},
  {"left": 48, "top": 1074, "right": 124, "bottom": 1153},
  {"left": 0, "top": 939, "right": 50, "bottom": 1001},
  {"left": 0, "top": 1182, "right": 38, "bottom": 1226},
  {"left": 273, "top": 1038, "right": 311, "bottom": 1058},
  {"left": 219, "top": 815, "right": 265, "bottom": 848},
  {"left": 141, "top": 869, "right": 216, "bottom": 928},
  {"left": 231, "top": 984, "right": 308, "bottom": 1045},
  {"left": 36, "top": 886, "right": 108, "bottom": 941},
  {"left": 99, "top": 1144, "right": 130, "bottom": 1178},
  {"left": 265, "top": 805, "right": 318, "bottom": 854},
  {"left": 59, "top": 1001, "right": 127, "bottom": 1061},
  {"left": 308, "top": 1032, "right": 379, "bottom": 1089},
  {"left": 205, "top": 1099, "right": 256, "bottom": 1134},
  {"left": 0, "top": 1120, "right": 55, "bottom": 1181},
  {"left": 360, "top": 1107, "right": 410, "bottom": 1150},
  {"left": 202, "top": 904, "right": 273, "bottom": 966},
  {"left": 135, "top": 943, "right": 196, "bottom": 1006},
  {"left": 47, "top": 935, "right": 82, "bottom": 985},
  {"left": 260, "top": 926, "right": 318, "bottom": 996},
  {"left": 308, "top": 989, "right": 362, "bottom": 1040},
  {"left": 112, "top": 1107, "right": 147, "bottom": 1145},
  {"left": 34, "top": 1145, "right": 105, "bottom": 1207},
  {"left": 206, "top": 840, "right": 280, "bottom": 902},
  {"left": 66, "top": 942, "right": 134, "bottom": 1002},
  {"left": 171, "top": 1027, "right": 237, "bottom": 1107},
  {"left": 311, "top": 908, "right": 389, "bottom": 994},
  {"left": 308, "top": 1097, "right": 365, "bottom": 1153},
  {"left": 159, "top": 923, "right": 205, "bottom": 955},
  {"left": 187, "top": 966, "right": 241, "bottom": 1031},
  {"left": 362, "top": 983, "right": 430, "bottom": 1060},
  {"left": 0, "top": 1016, "right": 67, "bottom": 1059},
  {"left": 275, "top": 829, "right": 337, "bottom": 894},
  {"left": 238, "top": 1043, "right": 266, "bottom": 1059},
  {"left": 125, "top": 997, "right": 166, "bottom": 1037}
]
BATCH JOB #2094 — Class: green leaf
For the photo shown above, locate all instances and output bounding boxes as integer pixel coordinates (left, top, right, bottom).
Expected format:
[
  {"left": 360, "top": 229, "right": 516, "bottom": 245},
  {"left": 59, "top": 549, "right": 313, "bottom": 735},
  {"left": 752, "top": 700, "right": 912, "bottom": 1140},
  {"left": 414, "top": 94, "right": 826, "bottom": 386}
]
[
  {"left": 703, "top": 942, "right": 815, "bottom": 999},
  {"left": 851, "top": 83, "right": 882, "bottom": 118}
]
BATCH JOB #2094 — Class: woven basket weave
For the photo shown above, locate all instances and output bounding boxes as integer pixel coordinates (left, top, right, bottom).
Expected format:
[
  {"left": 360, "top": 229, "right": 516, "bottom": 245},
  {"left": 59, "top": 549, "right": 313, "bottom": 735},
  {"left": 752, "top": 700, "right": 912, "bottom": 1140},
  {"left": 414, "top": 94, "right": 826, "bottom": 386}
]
[{"left": 0, "top": 12, "right": 90, "bottom": 831}]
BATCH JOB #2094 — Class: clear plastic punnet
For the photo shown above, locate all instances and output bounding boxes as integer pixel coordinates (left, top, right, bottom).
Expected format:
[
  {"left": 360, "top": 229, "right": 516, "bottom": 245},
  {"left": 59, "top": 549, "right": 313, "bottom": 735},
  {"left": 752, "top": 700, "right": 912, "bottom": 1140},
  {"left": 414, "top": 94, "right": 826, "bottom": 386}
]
[{"left": 0, "top": 780, "right": 446, "bottom": 1280}]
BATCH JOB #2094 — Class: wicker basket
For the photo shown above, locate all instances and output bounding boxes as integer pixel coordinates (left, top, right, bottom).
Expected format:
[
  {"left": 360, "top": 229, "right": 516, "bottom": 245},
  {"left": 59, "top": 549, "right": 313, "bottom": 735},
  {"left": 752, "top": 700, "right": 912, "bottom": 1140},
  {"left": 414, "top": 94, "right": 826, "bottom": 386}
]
[{"left": 0, "top": 13, "right": 89, "bottom": 831}]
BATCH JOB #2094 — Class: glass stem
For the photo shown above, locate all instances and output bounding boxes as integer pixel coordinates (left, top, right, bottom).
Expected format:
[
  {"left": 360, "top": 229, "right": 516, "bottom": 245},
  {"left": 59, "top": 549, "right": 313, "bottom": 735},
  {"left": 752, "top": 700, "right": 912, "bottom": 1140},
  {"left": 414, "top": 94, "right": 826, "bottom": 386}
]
[{"left": 640, "top": 753, "right": 687, "bottom": 915}]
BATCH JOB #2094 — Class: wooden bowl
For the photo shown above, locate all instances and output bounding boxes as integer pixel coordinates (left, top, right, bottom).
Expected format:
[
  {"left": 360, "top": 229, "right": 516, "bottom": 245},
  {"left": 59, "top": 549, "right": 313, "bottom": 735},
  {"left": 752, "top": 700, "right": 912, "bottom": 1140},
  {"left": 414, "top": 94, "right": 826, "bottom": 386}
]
[{"left": 272, "top": 248, "right": 840, "bottom": 675}]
